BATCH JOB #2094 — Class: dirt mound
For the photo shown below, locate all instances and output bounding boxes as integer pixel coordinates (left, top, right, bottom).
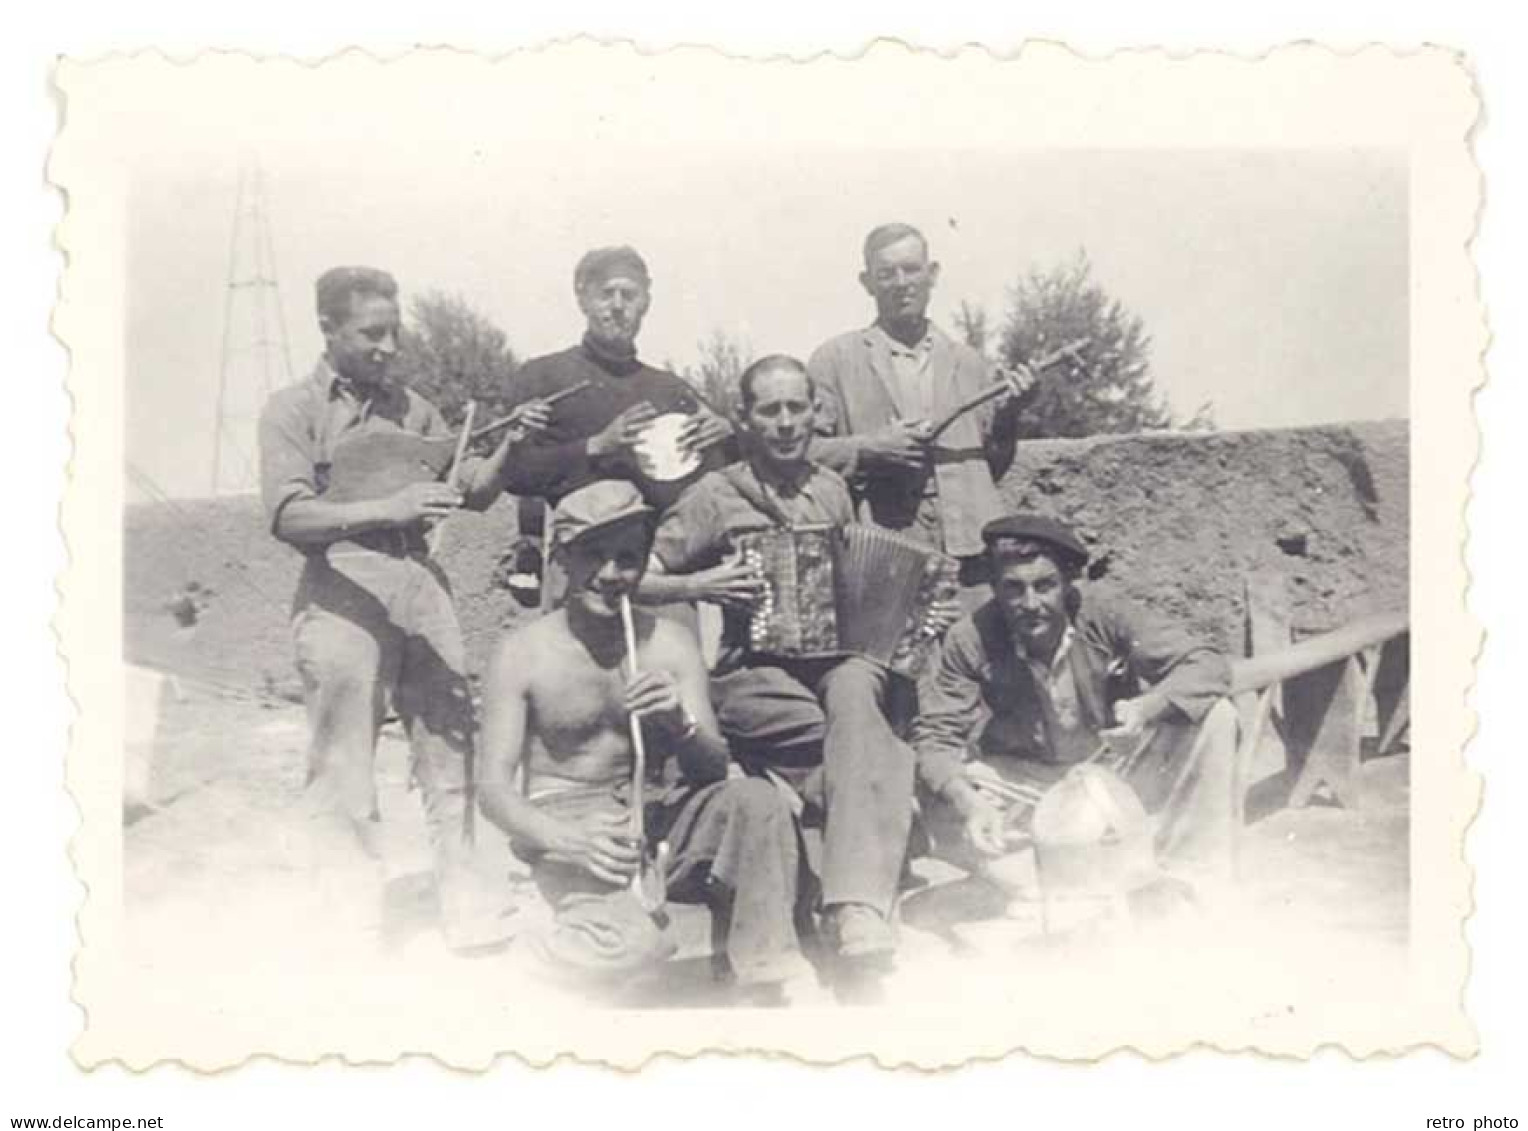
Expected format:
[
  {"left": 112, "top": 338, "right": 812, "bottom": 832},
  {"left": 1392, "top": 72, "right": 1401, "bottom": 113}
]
[
  {"left": 124, "top": 420, "right": 1407, "bottom": 692},
  {"left": 1001, "top": 420, "right": 1408, "bottom": 650}
]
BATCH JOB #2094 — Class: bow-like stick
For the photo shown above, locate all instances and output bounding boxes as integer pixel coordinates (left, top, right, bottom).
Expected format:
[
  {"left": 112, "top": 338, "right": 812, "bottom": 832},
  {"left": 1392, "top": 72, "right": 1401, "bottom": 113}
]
[
  {"left": 427, "top": 400, "right": 477, "bottom": 558},
  {"left": 926, "top": 337, "right": 1091, "bottom": 441},
  {"left": 619, "top": 593, "right": 670, "bottom": 912}
]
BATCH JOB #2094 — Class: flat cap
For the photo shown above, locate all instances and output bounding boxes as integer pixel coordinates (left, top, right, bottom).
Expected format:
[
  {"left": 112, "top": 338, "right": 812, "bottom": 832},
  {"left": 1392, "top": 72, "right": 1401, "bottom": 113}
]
[
  {"left": 551, "top": 480, "right": 654, "bottom": 551},
  {"left": 981, "top": 512, "right": 1089, "bottom": 571},
  {"left": 574, "top": 246, "right": 651, "bottom": 291}
]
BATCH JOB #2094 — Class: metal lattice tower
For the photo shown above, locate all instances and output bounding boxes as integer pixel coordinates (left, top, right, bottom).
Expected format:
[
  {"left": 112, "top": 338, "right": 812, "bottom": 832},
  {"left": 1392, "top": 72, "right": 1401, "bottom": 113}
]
[{"left": 211, "top": 164, "right": 295, "bottom": 495}]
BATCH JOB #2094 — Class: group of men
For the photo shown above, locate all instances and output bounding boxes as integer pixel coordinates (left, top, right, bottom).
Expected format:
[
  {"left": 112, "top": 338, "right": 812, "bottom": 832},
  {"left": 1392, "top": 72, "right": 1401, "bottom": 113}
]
[{"left": 257, "top": 223, "right": 1237, "bottom": 998}]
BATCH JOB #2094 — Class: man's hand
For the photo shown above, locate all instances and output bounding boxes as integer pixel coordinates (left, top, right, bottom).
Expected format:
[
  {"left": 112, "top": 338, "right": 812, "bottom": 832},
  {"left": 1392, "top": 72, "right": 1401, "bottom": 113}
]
[
  {"left": 859, "top": 419, "right": 934, "bottom": 470},
  {"left": 384, "top": 481, "right": 462, "bottom": 526},
  {"left": 555, "top": 810, "right": 640, "bottom": 886},
  {"left": 678, "top": 404, "right": 734, "bottom": 456},
  {"left": 587, "top": 401, "right": 661, "bottom": 460},
  {"left": 945, "top": 778, "right": 1009, "bottom": 858},
  {"left": 502, "top": 398, "right": 554, "bottom": 445},
  {"left": 964, "top": 797, "right": 1010, "bottom": 858},
  {"left": 1100, "top": 694, "right": 1164, "bottom": 745},
  {"left": 687, "top": 558, "right": 767, "bottom": 610},
  {"left": 624, "top": 669, "right": 689, "bottom": 735}
]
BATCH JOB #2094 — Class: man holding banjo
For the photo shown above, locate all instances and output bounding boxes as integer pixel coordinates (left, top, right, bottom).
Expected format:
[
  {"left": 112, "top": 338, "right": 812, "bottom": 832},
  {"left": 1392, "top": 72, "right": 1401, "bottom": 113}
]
[{"left": 806, "top": 223, "right": 1081, "bottom": 609}]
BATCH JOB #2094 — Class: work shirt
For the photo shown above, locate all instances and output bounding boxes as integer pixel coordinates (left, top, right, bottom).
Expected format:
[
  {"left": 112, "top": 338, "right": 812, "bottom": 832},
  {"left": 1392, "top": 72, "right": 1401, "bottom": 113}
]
[
  {"left": 651, "top": 460, "right": 855, "bottom": 673},
  {"left": 1016, "top": 625, "right": 1096, "bottom": 766},
  {"left": 257, "top": 358, "right": 448, "bottom": 544},
  {"left": 913, "top": 592, "right": 1231, "bottom": 794},
  {"left": 503, "top": 335, "right": 729, "bottom": 510},
  {"left": 807, "top": 322, "right": 1018, "bottom": 559}
]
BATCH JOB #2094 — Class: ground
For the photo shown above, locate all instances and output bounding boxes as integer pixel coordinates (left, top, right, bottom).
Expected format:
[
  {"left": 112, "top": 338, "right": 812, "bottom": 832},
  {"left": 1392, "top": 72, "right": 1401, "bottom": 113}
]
[{"left": 123, "top": 680, "right": 1409, "bottom": 1015}]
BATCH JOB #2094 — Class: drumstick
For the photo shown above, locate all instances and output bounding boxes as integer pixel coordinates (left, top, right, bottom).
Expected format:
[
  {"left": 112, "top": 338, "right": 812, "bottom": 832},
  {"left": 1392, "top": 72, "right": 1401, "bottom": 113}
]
[
  {"left": 926, "top": 337, "right": 1090, "bottom": 440},
  {"left": 467, "top": 380, "right": 592, "bottom": 442},
  {"left": 427, "top": 400, "right": 477, "bottom": 557}
]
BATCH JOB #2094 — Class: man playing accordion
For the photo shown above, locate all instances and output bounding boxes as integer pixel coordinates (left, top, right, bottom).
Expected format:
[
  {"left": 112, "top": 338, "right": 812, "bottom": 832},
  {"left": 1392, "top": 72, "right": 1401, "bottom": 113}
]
[
  {"left": 639, "top": 355, "right": 958, "bottom": 966},
  {"left": 913, "top": 514, "right": 1240, "bottom": 894}
]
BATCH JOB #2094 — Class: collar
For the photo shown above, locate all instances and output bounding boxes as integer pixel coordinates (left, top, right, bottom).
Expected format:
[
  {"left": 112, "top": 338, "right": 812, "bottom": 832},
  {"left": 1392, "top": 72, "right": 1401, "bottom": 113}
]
[
  {"left": 581, "top": 332, "right": 641, "bottom": 374},
  {"left": 1012, "top": 620, "right": 1076, "bottom": 677},
  {"left": 748, "top": 454, "right": 818, "bottom": 497},
  {"left": 317, "top": 357, "right": 390, "bottom": 406},
  {"left": 870, "top": 319, "right": 935, "bottom": 356}
]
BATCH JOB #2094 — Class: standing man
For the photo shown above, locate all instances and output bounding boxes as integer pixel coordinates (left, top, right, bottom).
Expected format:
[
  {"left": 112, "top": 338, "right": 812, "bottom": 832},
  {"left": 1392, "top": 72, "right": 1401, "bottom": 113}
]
[
  {"left": 808, "top": 223, "right": 1030, "bottom": 607},
  {"left": 257, "top": 265, "right": 547, "bottom": 952},
  {"left": 502, "top": 245, "right": 734, "bottom": 512},
  {"left": 640, "top": 355, "right": 956, "bottom": 966},
  {"left": 476, "top": 481, "right": 808, "bottom": 994},
  {"left": 913, "top": 514, "right": 1238, "bottom": 889}
]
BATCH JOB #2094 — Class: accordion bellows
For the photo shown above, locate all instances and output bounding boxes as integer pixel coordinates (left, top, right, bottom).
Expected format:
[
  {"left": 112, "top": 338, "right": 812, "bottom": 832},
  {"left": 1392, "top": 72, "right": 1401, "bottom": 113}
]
[{"left": 737, "top": 524, "right": 959, "bottom": 677}]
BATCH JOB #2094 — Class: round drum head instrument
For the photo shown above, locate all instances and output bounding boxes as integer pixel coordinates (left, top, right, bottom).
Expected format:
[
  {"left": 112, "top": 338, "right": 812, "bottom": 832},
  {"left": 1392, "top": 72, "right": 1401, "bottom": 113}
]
[{"left": 633, "top": 412, "right": 702, "bottom": 482}]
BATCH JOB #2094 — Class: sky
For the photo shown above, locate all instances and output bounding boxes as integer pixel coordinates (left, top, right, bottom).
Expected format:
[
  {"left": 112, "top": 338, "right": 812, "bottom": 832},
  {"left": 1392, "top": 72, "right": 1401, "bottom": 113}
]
[{"left": 123, "top": 94, "right": 1407, "bottom": 499}]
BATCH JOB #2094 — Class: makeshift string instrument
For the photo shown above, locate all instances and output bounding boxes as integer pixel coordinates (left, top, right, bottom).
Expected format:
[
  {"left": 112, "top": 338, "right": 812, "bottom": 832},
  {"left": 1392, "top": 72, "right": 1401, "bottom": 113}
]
[
  {"left": 317, "top": 380, "right": 593, "bottom": 504},
  {"left": 735, "top": 523, "right": 960, "bottom": 678},
  {"left": 926, "top": 337, "right": 1091, "bottom": 441},
  {"left": 968, "top": 729, "right": 1159, "bottom": 846},
  {"left": 620, "top": 594, "right": 671, "bottom": 914}
]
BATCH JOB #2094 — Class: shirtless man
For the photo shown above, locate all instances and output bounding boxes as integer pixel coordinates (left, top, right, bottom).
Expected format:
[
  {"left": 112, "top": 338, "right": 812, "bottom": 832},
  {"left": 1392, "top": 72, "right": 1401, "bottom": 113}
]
[{"left": 476, "top": 480, "right": 806, "bottom": 989}]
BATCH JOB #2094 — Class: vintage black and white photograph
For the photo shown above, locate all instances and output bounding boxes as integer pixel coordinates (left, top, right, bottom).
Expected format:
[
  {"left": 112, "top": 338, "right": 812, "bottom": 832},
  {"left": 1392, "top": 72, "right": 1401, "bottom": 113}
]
[{"left": 55, "top": 45, "right": 1478, "bottom": 1066}]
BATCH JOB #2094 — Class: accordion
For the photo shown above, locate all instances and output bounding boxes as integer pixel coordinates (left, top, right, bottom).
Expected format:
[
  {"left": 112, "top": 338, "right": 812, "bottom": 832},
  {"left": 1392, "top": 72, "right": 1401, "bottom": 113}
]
[{"left": 736, "top": 524, "right": 960, "bottom": 677}]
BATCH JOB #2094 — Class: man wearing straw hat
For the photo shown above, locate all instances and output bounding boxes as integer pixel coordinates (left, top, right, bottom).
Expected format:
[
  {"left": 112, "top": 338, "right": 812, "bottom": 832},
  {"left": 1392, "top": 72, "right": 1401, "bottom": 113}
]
[
  {"left": 257, "top": 265, "right": 550, "bottom": 952},
  {"left": 476, "top": 480, "right": 809, "bottom": 994},
  {"left": 912, "top": 513, "right": 1239, "bottom": 888}
]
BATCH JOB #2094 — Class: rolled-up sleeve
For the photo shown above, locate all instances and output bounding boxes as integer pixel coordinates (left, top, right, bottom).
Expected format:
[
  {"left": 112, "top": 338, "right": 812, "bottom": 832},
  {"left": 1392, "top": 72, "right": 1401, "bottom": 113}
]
[
  {"left": 1093, "top": 599, "right": 1231, "bottom": 723},
  {"left": 913, "top": 617, "right": 989, "bottom": 795},
  {"left": 651, "top": 483, "right": 723, "bottom": 574},
  {"left": 257, "top": 391, "right": 318, "bottom": 538}
]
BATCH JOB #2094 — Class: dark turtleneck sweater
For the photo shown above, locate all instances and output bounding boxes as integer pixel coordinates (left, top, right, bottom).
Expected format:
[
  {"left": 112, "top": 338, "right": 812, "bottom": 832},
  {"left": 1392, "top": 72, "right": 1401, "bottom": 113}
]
[{"left": 503, "top": 334, "right": 730, "bottom": 510}]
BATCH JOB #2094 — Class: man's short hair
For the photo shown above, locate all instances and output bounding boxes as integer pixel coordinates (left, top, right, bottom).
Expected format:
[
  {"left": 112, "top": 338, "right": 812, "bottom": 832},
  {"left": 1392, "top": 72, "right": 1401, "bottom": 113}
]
[
  {"left": 862, "top": 222, "right": 929, "bottom": 267},
  {"left": 315, "top": 266, "right": 398, "bottom": 328},
  {"left": 738, "top": 354, "right": 815, "bottom": 413},
  {"left": 574, "top": 246, "right": 652, "bottom": 293}
]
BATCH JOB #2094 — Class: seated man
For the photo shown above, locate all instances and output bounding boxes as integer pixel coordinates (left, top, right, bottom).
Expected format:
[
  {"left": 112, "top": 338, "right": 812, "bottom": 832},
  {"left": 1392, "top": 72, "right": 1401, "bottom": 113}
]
[
  {"left": 640, "top": 354, "right": 955, "bottom": 965},
  {"left": 476, "top": 480, "right": 807, "bottom": 992},
  {"left": 913, "top": 513, "right": 1238, "bottom": 891}
]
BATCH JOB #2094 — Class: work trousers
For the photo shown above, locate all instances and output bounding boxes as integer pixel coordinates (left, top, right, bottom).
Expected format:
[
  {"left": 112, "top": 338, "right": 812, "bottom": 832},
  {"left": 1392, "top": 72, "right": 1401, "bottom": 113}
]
[
  {"left": 710, "top": 656, "right": 916, "bottom": 918},
  {"left": 925, "top": 698, "right": 1240, "bottom": 884},
  {"left": 525, "top": 777, "right": 803, "bottom": 985},
  {"left": 290, "top": 544, "right": 489, "bottom": 948}
]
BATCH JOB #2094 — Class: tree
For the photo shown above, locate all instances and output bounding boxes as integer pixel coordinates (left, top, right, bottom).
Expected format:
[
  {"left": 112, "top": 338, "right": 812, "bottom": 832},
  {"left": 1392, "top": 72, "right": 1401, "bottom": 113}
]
[
  {"left": 392, "top": 291, "right": 520, "bottom": 429},
  {"left": 676, "top": 328, "right": 753, "bottom": 420},
  {"left": 967, "top": 252, "right": 1200, "bottom": 438}
]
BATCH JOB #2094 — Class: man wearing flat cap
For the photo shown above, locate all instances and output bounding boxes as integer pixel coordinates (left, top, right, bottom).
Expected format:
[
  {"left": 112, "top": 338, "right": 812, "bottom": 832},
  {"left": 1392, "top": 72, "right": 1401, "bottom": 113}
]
[
  {"left": 912, "top": 513, "right": 1239, "bottom": 887},
  {"left": 257, "top": 265, "right": 549, "bottom": 952},
  {"left": 502, "top": 246, "right": 735, "bottom": 512},
  {"left": 476, "top": 480, "right": 811, "bottom": 997}
]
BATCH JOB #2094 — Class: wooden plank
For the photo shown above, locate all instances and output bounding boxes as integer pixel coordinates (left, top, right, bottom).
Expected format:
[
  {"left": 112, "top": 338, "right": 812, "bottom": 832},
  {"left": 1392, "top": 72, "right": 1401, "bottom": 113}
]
[
  {"left": 1285, "top": 654, "right": 1367, "bottom": 809},
  {"left": 1373, "top": 633, "right": 1412, "bottom": 755}
]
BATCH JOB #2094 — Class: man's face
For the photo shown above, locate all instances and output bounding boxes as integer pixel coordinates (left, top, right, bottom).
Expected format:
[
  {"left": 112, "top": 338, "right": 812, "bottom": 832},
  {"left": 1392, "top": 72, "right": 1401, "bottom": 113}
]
[
  {"left": 742, "top": 367, "right": 816, "bottom": 471},
  {"left": 860, "top": 234, "right": 939, "bottom": 326},
  {"left": 992, "top": 552, "right": 1072, "bottom": 655},
  {"left": 561, "top": 520, "right": 653, "bottom": 619},
  {"left": 322, "top": 292, "right": 400, "bottom": 388},
  {"left": 577, "top": 273, "right": 651, "bottom": 350}
]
